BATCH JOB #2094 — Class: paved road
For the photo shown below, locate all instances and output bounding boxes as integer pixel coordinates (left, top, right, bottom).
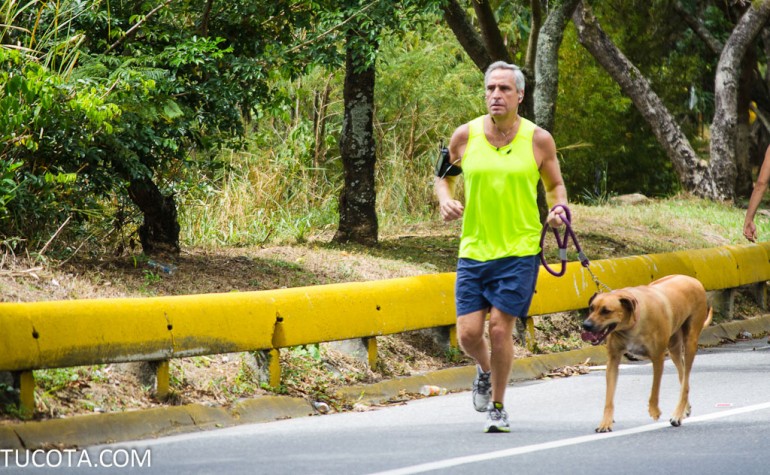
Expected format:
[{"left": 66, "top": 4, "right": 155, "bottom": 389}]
[{"left": 5, "top": 338, "right": 770, "bottom": 474}]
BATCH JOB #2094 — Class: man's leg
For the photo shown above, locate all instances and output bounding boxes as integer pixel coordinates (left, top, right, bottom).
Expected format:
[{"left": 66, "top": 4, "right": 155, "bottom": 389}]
[
  {"left": 481, "top": 307, "right": 516, "bottom": 433},
  {"left": 457, "top": 309, "right": 494, "bottom": 412},
  {"left": 456, "top": 309, "right": 491, "bottom": 371},
  {"left": 487, "top": 307, "right": 516, "bottom": 403}
]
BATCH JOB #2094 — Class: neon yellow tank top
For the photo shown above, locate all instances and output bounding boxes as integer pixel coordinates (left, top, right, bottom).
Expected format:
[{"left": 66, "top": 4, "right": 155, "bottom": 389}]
[{"left": 458, "top": 116, "right": 541, "bottom": 261}]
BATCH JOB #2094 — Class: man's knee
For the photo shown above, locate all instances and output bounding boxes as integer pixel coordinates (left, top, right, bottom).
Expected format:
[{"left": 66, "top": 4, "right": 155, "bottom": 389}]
[
  {"left": 488, "top": 312, "right": 516, "bottom": 344},
  {"left": 457, "top": 324, "right": 484, "bottom": 349}
]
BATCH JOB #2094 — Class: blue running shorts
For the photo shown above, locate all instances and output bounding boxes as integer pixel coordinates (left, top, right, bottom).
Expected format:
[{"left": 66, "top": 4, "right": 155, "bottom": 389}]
[{"left": 455, "top": 254, "right": 539, "bottom": 318}]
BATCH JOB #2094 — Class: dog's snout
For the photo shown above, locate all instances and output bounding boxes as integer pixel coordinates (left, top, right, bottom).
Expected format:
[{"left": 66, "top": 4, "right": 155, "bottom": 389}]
[{"left": 582, "top": 320, "right": 595, "bottom": 331}]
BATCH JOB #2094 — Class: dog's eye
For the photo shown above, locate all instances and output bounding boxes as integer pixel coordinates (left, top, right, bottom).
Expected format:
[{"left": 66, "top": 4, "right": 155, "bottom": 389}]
[{"left": 600, "top": 308, "right": 610, "bottom": 315}]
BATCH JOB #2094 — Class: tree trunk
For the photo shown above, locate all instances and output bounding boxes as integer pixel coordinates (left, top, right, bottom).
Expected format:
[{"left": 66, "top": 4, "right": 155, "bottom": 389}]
[
  {"left": 735, "top": 47, "right": 756, "bottom": 197},
  {"left": 333, "top": 31, "right": 378, "bottom": 246},
  {"left": 710, "top": 0, "right": 770, "bottom": 201},
  {"left": 572, "top": 1, "right": 718, "bottom": 199},
  {"left": 198, "top": 0, "right": 214, "bottom": 36},
  {"left": 472, "top": 0, "right": 512, "bottom": 63},
  {"left": 128, "top": 177, "right": 181, "bottom": 255},
  {"left": 534, "top": 0, "right": 581, "bottom": 132},
  {"left": 525, "top": 0, "right": 546, "bottom": 73},
  {"left": 673, "top": 1, "right": 723, "bottom": 56},
  {"left": 313, "top": 74, "right": 333, "bottom": 170},
  {"left": 442, "top": 0, "right": 494, "bottom": 72}
]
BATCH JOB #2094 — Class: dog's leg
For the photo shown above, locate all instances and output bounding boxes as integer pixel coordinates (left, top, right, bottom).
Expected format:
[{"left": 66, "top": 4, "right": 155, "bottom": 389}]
[
  {"left": 668, "top": 331, "right": 691, "bottom": 425},
  {"left": 596, "top": 351, "right": 620, "bottom": 432},
  {"left": 668, "top": 332, "right": 684, "bottom": 380},
  {"left": 648, "top": 353, "right": 665, "bottom": 421},
  {"left": 671, "top": 325, "right": 699, "bottom": 426}
]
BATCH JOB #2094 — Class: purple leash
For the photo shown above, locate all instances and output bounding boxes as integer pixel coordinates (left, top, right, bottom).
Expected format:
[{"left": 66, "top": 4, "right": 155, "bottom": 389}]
[{"left": 539, "top": 205, "right": 589, "bottom": 277}]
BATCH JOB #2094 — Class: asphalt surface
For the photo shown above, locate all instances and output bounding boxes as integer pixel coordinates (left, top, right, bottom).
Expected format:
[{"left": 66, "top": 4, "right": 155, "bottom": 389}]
[{"left": 4, "top": 335, "right": 769, "bottom": 474}]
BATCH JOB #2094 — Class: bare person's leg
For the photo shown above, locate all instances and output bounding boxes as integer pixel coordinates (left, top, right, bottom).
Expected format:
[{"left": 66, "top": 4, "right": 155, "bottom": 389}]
[
  {"left": 487, "top": 307, "right": 516, "bottom": 403},
  {"left": 456, "top": 309, "right": 491, "bottom": 371}
]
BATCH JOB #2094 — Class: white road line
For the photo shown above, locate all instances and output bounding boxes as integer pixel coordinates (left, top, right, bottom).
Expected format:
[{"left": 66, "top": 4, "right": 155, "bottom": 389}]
[{"left": 366, "top": 401, "right": 770, "bottom": 475}]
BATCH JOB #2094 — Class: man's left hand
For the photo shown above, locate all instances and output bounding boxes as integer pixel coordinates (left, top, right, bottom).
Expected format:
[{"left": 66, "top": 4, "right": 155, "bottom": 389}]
[{"left": 546, "top": 205, "right": 567, "bottom": 228}]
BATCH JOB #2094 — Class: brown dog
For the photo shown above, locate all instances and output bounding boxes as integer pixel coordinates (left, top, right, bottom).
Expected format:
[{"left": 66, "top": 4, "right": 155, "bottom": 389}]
[{"left": 581, "top": 274, "right": 713, "bottom": 433}]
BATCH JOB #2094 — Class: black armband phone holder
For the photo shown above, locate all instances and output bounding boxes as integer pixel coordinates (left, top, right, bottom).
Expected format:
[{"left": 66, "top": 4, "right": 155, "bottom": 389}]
[{"left": 434, "top": 146, "right": 462, "bottom": 178}]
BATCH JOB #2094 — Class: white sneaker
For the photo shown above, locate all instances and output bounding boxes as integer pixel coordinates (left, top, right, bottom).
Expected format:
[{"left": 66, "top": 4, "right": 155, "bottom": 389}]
[
  {"left": 472, "top": 365, "right": 491, "bottom": 412},
  {"left": 484, "top": 402, "right": 510, "bottom": 433}
]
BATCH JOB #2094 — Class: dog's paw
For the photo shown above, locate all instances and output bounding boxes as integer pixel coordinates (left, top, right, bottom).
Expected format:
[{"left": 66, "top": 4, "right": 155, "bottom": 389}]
[
  {"left": 648, "top": 406, "right": 661, "bottom": 421},
  {"left": 595, "top": 421, "right": 613, "bottom": 433},
  {"left": 670, "top": 417, "right": 682, "bottom": 427}
]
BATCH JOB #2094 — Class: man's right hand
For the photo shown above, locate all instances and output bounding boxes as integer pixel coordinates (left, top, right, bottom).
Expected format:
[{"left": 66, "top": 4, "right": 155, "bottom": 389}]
[{"left": 439, "top": 199, "right": 464, "bottom": 221}]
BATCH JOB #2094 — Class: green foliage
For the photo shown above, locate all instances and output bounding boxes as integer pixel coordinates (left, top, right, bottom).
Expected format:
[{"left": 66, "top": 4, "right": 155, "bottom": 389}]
[
  {"left": 579, "top": 168, "right": 615, "bottom": 205},
  {"left": 376, "top": 25, "right": 482, "bottom": 218},
  {"left": 444, "top": 346, "right": 465, "bottom": 364},
  {"left": 555, "top": 26, "right": 680, "bottom": 200},
  {"left": 0, "top": 48, "right": 119, "bottom": 245},
  {"left": 0, "top": 0, "right": 287, "bottom": 251},
  {"left": 0, "top": 159, "right": 22, "bottom": 218},
  {"left": 178, "top": 19, "right": 483, "bottom": 246},
  {"left": 0, "top": 0, "right": 745, "bottom": 252}
]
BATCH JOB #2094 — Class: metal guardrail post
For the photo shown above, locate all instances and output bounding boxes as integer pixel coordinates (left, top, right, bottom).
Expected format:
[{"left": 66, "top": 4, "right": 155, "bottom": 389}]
[
  {"left": 155, "top": 361, "right": 170, "bottom": 400},
  {"left": 525, "top": 317, "right": 536, "bottom": 352},
  {"left": 364, "top": 337, "right": 378, "bottom": 369},
  {"left": 749, "top": 282, "right": 769, "bottom": 310},
  {"left": 14, "top": 371, "right": 35, "bottom": 415},
  {"left": 268, "top": 349, "right": 281, "bottom": 388}
]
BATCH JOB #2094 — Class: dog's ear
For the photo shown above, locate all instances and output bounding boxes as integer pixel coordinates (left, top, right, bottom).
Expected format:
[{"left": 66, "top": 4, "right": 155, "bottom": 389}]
[
  {"left": 588, "top": 292, "right": 599, "bottom": 307},
  {"left": 619, "top": 295, "right": 638, "bottom": 319}
]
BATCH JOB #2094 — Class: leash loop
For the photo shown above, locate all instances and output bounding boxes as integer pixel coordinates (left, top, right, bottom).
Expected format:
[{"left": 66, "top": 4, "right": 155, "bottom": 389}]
[
  {"left": 539, "top": 205, "right": 612, "bottom": 294},
  {"left": 539, "top": 205, "right": 587, "bottom": 277}
]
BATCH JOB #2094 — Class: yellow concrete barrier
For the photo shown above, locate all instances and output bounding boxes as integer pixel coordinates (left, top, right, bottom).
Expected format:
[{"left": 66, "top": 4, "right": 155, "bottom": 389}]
[
  {"left": 0, "top": 273, "right": 456, "bottom": 372},
  {"left": 0, "top": 292, "right": 276, "bottom": 371},
  {"left": 269, "top": 273, "right": 455, "bottom": 348},
  {"left": 2, "top": 244, "right": 770, "bottom": 372}
]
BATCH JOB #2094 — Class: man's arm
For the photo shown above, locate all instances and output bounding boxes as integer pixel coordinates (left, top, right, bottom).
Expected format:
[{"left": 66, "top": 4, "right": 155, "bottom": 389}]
[
  {"left": 435, "top": 124, "right": 469, "bottom": 222},
  {"left": 534, "top": 127, "right": 568, "bottom": 226}
]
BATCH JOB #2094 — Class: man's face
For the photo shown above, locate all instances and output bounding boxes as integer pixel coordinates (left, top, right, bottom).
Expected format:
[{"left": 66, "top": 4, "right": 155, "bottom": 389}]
[{"left": 485, "top": 69, "right": 521, "bottom": 117}]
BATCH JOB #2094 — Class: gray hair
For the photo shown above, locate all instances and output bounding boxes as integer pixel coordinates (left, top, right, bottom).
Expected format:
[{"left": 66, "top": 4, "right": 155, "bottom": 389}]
[{"left": 484, "top": 61, "right": 525, "bottom": 92}]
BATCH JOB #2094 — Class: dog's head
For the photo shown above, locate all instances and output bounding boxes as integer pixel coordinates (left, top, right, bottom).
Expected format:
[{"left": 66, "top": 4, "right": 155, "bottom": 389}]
[{"left": 580, "top": 291, "right": 638, "bottom": 345}]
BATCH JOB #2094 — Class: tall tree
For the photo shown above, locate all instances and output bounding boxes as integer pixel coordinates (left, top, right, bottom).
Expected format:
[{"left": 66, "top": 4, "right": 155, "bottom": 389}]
[
  {"left": 334, "top": 25, "right": 379, "bottom": 245},
  {"left": 534, "top": 0, "right": 581, "bottom": 132},
  {"left": 709, "top": 0, "right": 770, "bottom": 199},
  {"left": 331, "top": 1, "right": 439, "bottom": 245},
  {"left": 571, "top": 1, "right": 718, "bottom": 198},
  {"left": 573, "top": 0, "right": 770, "bottom": 200}
]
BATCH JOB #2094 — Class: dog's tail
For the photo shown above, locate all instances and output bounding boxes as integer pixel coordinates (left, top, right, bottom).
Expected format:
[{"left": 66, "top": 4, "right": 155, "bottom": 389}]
[{"left": 704, "top": 306, "right": 713, "bottom": 328}]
